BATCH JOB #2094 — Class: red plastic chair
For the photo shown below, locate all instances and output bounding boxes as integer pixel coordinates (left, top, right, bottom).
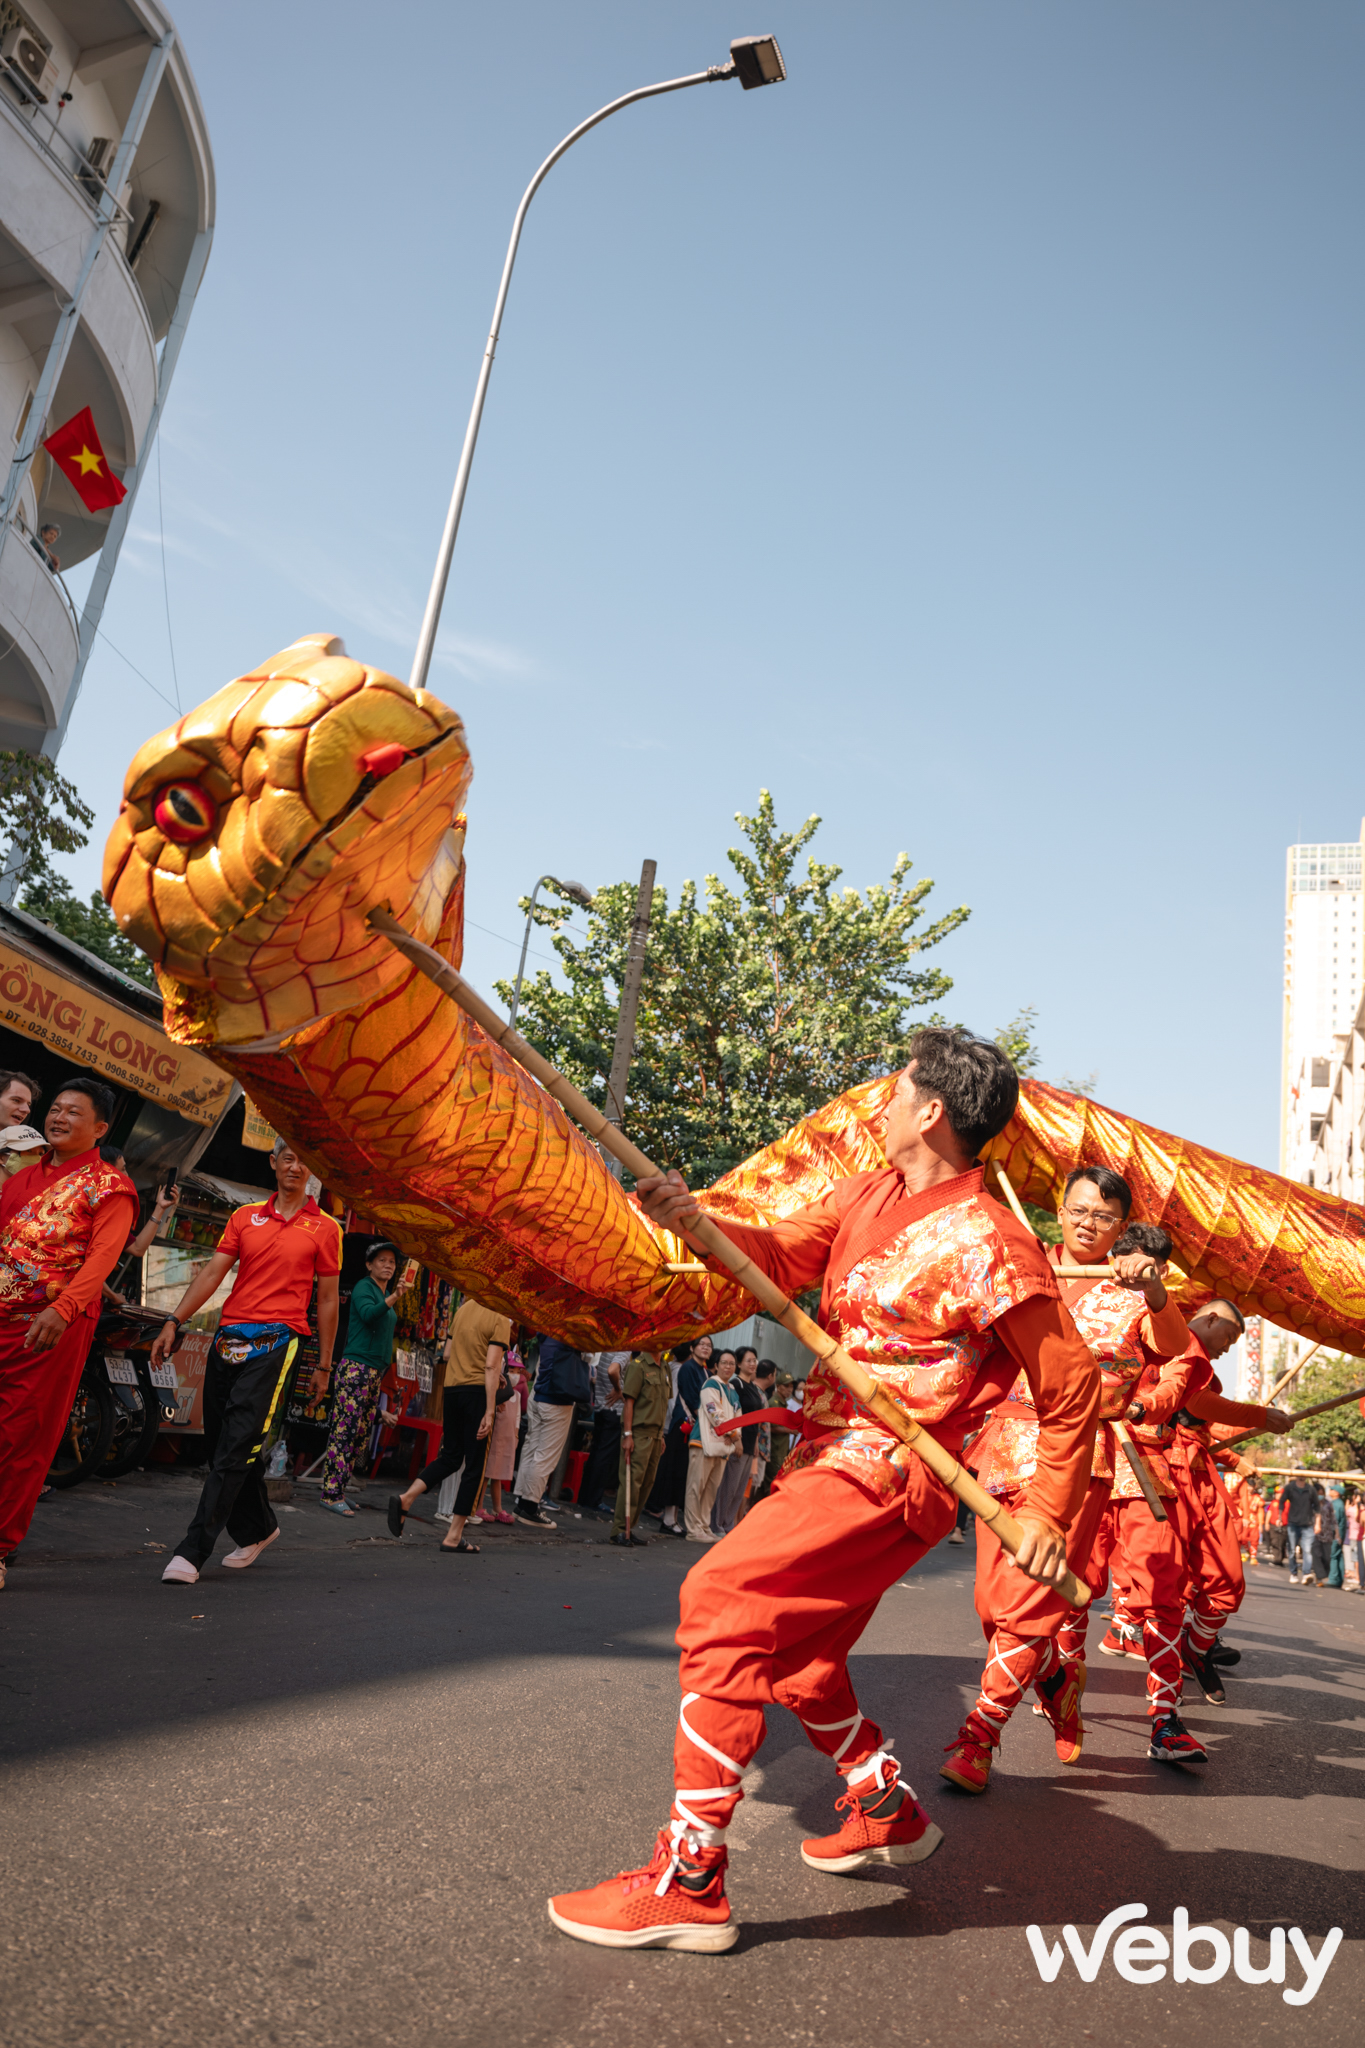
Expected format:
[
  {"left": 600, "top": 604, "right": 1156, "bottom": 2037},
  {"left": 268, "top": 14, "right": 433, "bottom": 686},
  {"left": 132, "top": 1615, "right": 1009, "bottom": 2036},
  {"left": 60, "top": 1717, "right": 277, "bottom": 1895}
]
[{"left": 560, "top": 1449, "right": 589, "bottom": 1501}]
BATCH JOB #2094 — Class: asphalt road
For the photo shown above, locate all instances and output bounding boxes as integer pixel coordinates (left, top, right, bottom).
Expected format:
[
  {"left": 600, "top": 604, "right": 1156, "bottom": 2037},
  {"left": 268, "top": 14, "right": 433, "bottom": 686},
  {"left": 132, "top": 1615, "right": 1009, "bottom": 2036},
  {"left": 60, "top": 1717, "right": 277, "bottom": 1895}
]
[{"left": 1, "top": 1469, "right": 1361, "bottom": 2048}]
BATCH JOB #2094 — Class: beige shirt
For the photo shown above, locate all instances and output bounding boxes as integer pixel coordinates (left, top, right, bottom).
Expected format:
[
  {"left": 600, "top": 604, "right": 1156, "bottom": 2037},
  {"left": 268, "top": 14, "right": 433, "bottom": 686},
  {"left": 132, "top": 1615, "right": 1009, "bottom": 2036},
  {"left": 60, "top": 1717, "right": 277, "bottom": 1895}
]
[{"left": 445, "top": 1298, "right": 511, "bottom": 1388}]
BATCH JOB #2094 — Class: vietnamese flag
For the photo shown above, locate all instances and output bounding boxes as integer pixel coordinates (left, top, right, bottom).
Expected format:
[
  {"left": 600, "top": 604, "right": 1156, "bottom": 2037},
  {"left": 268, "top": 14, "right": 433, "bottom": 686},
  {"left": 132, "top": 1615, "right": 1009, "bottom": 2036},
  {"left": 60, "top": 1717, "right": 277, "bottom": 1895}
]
[{"left": 42, "top": 406, "right": 126, "bottom": 512}]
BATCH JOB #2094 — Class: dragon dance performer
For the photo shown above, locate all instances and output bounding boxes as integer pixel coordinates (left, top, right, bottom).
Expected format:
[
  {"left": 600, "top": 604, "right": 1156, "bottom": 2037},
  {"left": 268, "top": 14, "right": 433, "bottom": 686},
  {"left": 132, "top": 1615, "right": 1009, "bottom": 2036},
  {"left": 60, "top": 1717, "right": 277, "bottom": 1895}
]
[
  {"left": 547, "top": 1030, "right": 1100, "bottom": 1953},
  {"left": 0, "top": 1076, "right": 136, "bottom": 1583},
  {"left": 1164, "top": 1304, "right": 1291, "bottom": 1707},
  {"left": 941, "top": 1173, "right": 1190, "bottom": 1792}
]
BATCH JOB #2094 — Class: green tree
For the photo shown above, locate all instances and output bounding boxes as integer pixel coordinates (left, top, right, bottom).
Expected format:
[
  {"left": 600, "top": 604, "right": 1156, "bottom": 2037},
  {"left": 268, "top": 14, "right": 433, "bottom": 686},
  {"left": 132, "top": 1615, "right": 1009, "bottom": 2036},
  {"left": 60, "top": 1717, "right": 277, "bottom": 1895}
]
[
  {"left": 498, "top": 790, "right": 969, "bottom": 1186},
  {"left": 1276, "top": 1354, "right": 1365, "bottom": 1473},
  {"left": 0, "top": 750, "right": 94, "bottom": 893},
  {"left": 0, "top": 749, "right": 156, "bottom": 988},
  {"left": 19, "top": 870, "right": 156, "bottom": 989}
]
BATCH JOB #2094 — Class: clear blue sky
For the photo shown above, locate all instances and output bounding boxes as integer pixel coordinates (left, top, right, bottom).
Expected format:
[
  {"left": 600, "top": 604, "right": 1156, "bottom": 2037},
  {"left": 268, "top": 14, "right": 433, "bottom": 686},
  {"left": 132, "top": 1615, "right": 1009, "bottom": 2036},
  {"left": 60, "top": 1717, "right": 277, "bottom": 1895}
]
[{"left": 58, "top": 1, "right": 1364, "bottom": 1171}]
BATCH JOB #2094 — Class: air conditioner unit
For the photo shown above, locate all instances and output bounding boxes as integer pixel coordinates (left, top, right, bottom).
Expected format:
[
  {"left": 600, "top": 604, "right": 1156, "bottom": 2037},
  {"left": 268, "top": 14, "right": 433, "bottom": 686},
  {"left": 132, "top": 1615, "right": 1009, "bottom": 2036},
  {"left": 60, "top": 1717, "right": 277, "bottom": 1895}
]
[
  {"left": 84, "top": 136, "right": 115, "bottom": 178},
  {"left": 0, "top": 16, "right": 59, "bottom": 103}
]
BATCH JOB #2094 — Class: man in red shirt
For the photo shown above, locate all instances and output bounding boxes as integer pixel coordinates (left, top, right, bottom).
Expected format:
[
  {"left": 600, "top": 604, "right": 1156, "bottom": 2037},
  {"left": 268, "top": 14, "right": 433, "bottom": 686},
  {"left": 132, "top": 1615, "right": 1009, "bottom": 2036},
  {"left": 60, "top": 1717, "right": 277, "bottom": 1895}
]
[
  {"left": 1165, "top": 1302, "right": 1290, "bottom": 1704},
  {"left": 153, "top": 1137, "right": 340, "bottom": 1585},
  {"left": 949, "top": 1182, "right": 1190, "bottom": 1789},
  {"left": 548, "top": 1028, "right": 1099, "bottom": 1953},
  {"left": 0, "top": 1074, "right": 136, "bottom": 1583}
]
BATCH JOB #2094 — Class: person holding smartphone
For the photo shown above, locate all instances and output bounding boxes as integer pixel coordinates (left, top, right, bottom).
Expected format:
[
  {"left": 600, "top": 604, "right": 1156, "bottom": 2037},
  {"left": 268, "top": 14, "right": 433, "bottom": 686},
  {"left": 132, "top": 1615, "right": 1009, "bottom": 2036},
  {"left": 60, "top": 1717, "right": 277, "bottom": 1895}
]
[{"left": 102, "top": 1168, "right": 180, "bottom": 1306}]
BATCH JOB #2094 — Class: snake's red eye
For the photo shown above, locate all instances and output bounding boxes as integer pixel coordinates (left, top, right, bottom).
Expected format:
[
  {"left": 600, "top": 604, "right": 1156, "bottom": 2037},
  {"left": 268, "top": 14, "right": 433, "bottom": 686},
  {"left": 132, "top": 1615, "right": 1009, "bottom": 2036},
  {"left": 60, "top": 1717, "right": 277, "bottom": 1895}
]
[{"left": 153, "top": 780, "right": 216, "bottom": 844}]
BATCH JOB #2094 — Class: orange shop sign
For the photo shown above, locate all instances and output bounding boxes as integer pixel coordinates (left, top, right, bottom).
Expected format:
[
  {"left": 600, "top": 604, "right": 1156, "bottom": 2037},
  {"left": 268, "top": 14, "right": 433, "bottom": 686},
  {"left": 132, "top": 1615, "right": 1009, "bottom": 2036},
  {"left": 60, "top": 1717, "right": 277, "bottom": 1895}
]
[{"left": 0, "top": 939, "right": 232, "bottom": 1127}]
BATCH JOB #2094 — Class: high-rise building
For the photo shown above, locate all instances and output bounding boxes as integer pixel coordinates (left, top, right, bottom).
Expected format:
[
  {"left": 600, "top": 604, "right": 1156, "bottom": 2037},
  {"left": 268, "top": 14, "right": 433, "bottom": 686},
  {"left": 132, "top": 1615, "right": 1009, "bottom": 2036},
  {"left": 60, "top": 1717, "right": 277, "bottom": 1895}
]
[{"left": 1280, "top": 826, "right": 1364, "bottom": 1182}]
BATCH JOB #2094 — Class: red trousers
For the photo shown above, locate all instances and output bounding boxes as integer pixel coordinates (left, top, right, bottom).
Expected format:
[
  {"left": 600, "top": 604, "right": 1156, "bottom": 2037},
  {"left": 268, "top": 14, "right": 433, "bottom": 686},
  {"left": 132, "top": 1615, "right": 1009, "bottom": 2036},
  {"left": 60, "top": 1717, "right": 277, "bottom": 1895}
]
[
  {"left": 1168, "top": 1448, "right": 1245, "bottom": 1651},
  {"left": 1094, "top": 1495, "right": 1186, "bottom": 1717},
  {"left": 968, "top": 1475, "right": 1109, "bottom": 1741},
  {"left": 669, "top": 1459, "right": 955, "bottom": 1839},
  {"left": 0, "top": 1309, "right": 100, "bottom": 1553}
]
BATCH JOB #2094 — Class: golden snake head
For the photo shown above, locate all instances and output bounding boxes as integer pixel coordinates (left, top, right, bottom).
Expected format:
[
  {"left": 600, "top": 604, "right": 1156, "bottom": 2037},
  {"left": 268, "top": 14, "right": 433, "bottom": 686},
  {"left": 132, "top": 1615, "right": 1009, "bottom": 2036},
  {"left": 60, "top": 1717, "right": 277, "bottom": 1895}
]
[{"left": 103, "top": 634, "right": 472, "bottom": 1048}]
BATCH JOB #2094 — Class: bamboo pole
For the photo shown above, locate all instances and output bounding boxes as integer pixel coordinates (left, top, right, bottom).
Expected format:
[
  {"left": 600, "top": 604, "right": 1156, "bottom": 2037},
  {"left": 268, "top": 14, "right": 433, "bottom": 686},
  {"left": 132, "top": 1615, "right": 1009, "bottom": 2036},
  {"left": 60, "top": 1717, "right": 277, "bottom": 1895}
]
[
  {"left": 1267, "top": 1342, "right": 1323, "bottom": 1405},
  {"left": 1217, "top": 1380, "right": 1365, "bottom": 1455},
  {"left": 367, "top": 907, "right": 1091, "bottom": 1607},
  {"left": 991, "top": 1160, "right": 1168, "bottom": 1521}
]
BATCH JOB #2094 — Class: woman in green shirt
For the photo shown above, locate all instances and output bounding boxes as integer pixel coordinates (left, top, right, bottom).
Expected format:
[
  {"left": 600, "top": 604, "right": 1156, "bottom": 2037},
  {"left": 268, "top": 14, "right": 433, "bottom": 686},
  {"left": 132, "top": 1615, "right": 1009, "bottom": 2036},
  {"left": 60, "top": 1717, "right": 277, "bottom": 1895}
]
[{"left": 319, "top": 1242, "right": 400, "bottom": 1515}]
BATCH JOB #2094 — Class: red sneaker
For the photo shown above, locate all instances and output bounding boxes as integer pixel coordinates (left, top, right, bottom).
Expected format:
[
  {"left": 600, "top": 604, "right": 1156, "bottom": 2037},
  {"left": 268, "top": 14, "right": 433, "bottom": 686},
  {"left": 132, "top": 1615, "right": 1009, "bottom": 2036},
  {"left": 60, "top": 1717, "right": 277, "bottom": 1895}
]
[
  {"left": 800, "top": 1764, "right": 943, "bottom": 1874},
  {"left": 1034, "top": 1658, "right": 1087, "bottom": 1765},
  {"left": 1098, "top": 1620, "right": 1145, "bottom": 1660},
  {"left": 547, "top": 1828, "right": 737, "bottom": 1951},
  {"left": 1146, "top": 1712, "right": 1208, "bottom": 1765},
  {"left": 939, "top": 1721, "right": 996, "bottom": 1794}
]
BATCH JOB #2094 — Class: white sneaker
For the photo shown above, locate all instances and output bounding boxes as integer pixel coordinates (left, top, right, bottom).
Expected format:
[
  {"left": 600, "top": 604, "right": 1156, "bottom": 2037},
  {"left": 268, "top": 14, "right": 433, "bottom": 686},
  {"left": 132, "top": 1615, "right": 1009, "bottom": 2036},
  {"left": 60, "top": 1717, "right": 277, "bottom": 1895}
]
[
  {"left": 161, "top": 1556, "right": 199, "bottom": 1584},
  {"left": 222, "top": 1528, "right": 280, "bottom": 1570},
  {"left": 1289, "top": 1574, "right": 1299, "bottom": 1584}
]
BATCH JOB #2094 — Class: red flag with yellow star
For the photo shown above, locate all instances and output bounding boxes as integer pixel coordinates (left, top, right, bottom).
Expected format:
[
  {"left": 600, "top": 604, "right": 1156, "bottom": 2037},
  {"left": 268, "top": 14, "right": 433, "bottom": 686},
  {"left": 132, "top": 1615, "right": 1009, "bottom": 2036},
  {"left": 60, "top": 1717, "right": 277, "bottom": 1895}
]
[{"left": 42, "top": 406, "right": 126, "bottom": 512}]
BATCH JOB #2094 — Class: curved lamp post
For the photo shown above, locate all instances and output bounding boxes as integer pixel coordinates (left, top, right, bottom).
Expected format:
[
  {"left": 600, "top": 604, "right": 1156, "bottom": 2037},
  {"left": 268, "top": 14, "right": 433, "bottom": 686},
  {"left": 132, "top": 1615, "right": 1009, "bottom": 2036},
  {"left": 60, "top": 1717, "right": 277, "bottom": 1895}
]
[
  {"left": 508, "top": 872, "right": 595, "bottom": 1030},
  {"left": 409, "top": 34, "right": 786, "bottom": 694}
]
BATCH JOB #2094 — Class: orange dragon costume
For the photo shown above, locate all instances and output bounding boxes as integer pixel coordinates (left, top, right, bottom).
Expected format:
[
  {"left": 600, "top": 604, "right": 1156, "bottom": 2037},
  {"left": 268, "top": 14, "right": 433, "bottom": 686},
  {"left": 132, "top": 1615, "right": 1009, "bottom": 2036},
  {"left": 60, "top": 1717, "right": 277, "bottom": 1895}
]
[
  {"left": 0, "top": 1149, "right": 135, "bottom": 1554},
  {"left": 102, "top": 636, "right": 1365, "bottom": 1946}
]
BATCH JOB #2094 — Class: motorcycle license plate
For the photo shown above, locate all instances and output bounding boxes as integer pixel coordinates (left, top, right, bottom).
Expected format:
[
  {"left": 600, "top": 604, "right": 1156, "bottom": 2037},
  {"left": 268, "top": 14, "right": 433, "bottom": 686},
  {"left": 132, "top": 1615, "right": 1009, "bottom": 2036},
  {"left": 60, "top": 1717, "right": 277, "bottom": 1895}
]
[
  {"left": 148, "top": 1362, "right": 177, "bottom": 1390},
  {"left": 105, "top": 1354, "right": 137, "bottom": 1385}
]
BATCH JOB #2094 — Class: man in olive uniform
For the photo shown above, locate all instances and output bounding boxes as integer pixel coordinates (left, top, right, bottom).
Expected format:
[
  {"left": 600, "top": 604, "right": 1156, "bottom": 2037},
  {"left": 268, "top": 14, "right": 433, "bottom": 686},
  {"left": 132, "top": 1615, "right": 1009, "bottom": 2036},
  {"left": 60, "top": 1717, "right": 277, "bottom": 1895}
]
[{"left": 611, "top": 1350, "right": 672, "bottom": 1549}]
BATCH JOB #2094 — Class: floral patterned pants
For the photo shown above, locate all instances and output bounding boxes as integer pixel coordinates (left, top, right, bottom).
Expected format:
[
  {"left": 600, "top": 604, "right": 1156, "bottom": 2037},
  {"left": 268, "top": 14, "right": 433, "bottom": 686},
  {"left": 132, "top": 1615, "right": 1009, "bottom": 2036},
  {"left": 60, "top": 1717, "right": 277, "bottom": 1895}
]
[{"left": 320, "top": 1358, "right": 384, "bottom": 1503}]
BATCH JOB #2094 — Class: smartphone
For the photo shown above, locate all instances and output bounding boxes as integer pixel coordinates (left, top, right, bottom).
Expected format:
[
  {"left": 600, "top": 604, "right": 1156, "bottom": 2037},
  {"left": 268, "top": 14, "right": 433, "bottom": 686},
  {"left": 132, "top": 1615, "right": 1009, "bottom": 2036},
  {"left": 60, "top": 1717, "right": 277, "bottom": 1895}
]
[{"left": 160, "top": 1166, "right": 178, "bottom": 1199}]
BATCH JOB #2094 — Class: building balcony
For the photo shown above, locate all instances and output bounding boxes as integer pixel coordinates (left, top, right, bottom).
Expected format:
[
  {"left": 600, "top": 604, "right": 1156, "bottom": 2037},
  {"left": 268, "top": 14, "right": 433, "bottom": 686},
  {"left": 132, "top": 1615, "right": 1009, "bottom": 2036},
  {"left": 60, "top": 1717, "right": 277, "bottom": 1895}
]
[{"left": 0, "top": 515, "right": 80, "bottom": 752}]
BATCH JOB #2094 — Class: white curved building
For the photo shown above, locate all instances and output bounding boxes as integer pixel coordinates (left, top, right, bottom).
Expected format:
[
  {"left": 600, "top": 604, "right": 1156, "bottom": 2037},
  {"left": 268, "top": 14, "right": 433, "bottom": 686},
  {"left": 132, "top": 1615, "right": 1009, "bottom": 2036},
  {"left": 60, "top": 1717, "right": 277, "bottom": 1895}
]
[{"left": 0, "top": 0, "right": 212, "bottom": 756}]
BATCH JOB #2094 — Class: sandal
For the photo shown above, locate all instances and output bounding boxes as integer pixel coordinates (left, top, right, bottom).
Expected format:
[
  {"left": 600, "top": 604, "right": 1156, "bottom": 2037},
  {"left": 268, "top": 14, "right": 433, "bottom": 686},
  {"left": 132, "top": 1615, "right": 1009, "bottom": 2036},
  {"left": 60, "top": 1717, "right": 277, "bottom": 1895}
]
[
  {"left": 487, "top": 1509, "right": 514, "bottom": 1525},
  {"left": 319, "top": 1497, "right": 355, "bottom": 1517},
  {"left": 439, "top": 1538, "right": 480, "bottom": 1554},
  {"left": 386, "top": 1496, "right": 407, "bottom": 1539}
]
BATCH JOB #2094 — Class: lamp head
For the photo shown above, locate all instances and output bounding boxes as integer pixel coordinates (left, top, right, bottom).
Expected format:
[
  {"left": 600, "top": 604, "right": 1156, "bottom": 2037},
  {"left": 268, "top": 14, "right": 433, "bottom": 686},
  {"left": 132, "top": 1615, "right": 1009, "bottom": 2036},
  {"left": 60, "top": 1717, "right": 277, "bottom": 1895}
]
[
  {"left": 559, "top": 878, "right": 594, "bottom": 909},
  {"left": 729, "top": 34, "right": 787, "bottom": 89}
]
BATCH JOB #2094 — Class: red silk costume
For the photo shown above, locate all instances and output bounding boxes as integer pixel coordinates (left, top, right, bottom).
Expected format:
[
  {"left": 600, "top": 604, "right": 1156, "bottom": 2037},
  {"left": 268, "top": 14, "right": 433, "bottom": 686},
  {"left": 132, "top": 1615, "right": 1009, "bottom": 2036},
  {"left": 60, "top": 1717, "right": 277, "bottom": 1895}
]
[
  {"left": 0, "top": 1148, "right": 135, "bottom": 1553},
  {"left": 666, "top": 1166, "right": 1099, "bottom": 1847},
  {"left": 965, "top": 1247, "right": 1189, "bottom": 1745},
  {"left": 1166, "top": 1339, "right": 1268, "bottom": 1652}
]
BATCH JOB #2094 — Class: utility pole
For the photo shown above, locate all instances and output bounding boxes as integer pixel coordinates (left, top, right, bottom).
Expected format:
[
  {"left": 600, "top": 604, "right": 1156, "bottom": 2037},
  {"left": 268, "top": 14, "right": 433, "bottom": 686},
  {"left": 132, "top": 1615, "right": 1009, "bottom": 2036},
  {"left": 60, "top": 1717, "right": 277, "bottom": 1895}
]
[{"left": 602, "top": 859, "right": 656, "bottom": 1178}]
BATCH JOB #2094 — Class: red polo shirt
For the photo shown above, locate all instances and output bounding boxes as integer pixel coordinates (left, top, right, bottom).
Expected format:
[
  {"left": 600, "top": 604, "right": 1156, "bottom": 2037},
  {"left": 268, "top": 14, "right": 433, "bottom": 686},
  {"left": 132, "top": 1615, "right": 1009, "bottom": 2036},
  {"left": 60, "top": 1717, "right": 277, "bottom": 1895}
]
[{"left": 217, "top": 1196, "right": 342, "bottom": 1333}]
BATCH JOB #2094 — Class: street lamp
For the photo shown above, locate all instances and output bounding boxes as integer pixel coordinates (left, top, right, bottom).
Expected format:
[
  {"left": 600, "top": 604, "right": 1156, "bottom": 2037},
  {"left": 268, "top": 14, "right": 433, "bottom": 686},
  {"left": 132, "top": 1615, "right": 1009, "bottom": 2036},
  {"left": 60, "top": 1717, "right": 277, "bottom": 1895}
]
[
  {"left": 408, "top": 35, "right": 787, "bottom": 696},
  {"left": 508, "top": 872, "right": 595, "bottom": 1030}
]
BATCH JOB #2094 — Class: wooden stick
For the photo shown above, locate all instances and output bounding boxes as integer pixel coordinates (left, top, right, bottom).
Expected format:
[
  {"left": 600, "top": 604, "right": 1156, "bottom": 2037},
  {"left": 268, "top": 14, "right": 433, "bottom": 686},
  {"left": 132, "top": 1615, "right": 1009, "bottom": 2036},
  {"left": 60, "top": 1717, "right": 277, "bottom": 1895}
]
[
  {"left": 663, "top": 1262, "right": 707, "bottom": 1273},
  {"left": 992, "top": 1160, "right": 1167, "bottom": 1520},
  {"left": 1055, "top": 1262, "right": 1159, "bottom": 1281},
  {"left": 368, "top": 907, "right": 1091, "bottom": 1608},
  {"left": 1217, "top": 1381, "right": 1365, "bottom": 1454},
  {"left": 1267, "top": 1343, "right": 1323, "bottom": 1405}
]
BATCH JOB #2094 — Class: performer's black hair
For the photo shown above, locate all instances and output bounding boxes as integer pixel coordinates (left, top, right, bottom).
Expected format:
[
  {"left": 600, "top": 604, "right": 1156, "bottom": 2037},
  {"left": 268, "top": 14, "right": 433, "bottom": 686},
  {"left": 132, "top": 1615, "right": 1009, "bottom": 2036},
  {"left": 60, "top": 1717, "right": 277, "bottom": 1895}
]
[
  {"left": 54, "top": 1071, "right": 115, "bottom": 1127},
  {"left": 1203, "top": 1296, "right": 1246, "bottom": 1331},
  {"left": 904, "top": 1026, "right": 1019, "bottom": 1158},
  {"left": 1111, "top": 1220, "right": 1172, "bottom": 1262},
  {"left": 1064, "top": 1163, "right": 1133, "bottom": 1218}
]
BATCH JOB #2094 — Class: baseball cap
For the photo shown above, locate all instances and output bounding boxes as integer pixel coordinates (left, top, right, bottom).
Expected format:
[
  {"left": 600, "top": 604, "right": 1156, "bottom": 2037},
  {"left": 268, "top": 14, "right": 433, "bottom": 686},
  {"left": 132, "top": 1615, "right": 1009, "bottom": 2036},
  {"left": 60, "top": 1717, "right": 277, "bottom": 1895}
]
[{"left": 0, "top": 1124, "right": 46, "bottom": 1152}]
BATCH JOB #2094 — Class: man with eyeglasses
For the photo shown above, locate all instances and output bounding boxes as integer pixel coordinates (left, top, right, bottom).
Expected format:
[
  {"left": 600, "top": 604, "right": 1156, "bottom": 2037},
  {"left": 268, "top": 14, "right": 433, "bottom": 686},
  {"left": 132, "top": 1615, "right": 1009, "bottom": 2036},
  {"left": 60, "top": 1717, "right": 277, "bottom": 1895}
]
[{"left": 947, "top": 1166, "right": 1195, "bottom": 1790}]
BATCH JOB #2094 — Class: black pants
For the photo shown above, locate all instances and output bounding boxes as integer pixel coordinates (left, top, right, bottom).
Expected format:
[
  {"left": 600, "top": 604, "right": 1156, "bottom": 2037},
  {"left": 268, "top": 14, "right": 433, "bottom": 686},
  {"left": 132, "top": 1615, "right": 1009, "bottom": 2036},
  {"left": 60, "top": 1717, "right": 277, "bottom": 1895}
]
[
  {"left": 647, "top": 1417, "right": 690, "bottom": 1514},
  {"left": 176, "top": 1333, "right": 299, "bottom": 1569},
  {"left": 579, "top": 1408, "right": 622, "bottom": 1507},
  {"left": 415, "top": 1385, "right": 491, "bottom": 1519}
]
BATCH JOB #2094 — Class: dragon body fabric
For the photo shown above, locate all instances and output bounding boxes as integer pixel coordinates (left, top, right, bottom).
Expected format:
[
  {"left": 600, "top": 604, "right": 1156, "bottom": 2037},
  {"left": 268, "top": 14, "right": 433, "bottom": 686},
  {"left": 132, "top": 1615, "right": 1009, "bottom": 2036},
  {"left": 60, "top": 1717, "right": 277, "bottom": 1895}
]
[{"left": 103, "top": 635, "right": 1365, "bottom": 1356}]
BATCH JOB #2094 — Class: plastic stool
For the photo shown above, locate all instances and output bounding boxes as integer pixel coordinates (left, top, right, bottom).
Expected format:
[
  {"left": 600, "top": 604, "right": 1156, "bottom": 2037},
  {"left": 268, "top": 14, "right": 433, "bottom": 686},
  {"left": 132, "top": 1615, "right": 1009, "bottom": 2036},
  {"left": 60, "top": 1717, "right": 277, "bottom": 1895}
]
[{"left": 561, "top": 1448, "right": 589, "bottom": 1501}]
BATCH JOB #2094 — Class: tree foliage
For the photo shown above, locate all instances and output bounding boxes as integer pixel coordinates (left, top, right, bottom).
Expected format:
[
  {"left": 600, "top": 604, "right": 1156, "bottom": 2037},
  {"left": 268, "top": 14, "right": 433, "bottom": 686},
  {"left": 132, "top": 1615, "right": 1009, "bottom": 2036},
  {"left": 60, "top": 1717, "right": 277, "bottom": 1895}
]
[
  {"left": 19, "top": 871, "right": 157, "bottom": 989},
  {"left": 497, "top": 791, "right": 969, "bottom": 1186},
  {"left": 1276, "top": 1353, "right": 1365, "bottom": 1474},
  {"left": 0, "top": 749, "right": 156, "bottom": 987},
  {"left": 0, "top": 750, "right": 94, "bottom": 894}
]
